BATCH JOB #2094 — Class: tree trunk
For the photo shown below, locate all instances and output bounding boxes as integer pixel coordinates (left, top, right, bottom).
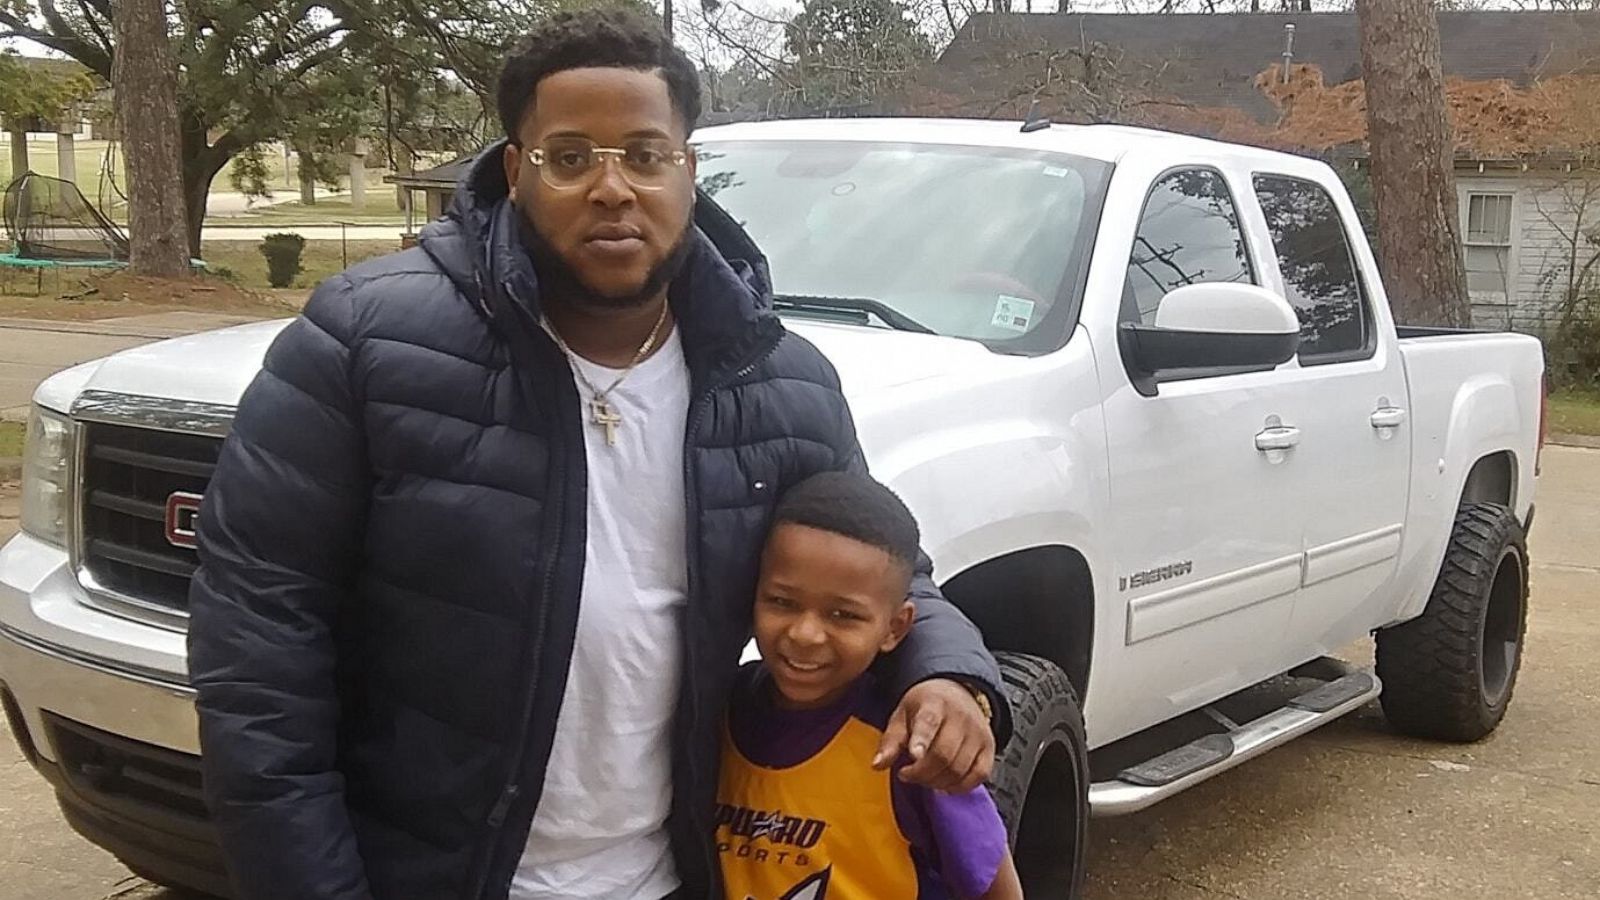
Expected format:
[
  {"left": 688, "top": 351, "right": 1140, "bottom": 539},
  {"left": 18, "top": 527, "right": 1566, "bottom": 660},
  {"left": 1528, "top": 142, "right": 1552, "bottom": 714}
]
[
  {"left": 112, "top": 0, "right": 191, "bottom": 277},
  {"left": 183, "top": 153, "right": 228, "bottom": 259},
  {"left": 297, "top": 148, "right": 318, "bottom": 205},
  {"left": 1357, "top": 0, "right": 1470, "bottom": 327},
  {"left": 179, "top": 115, "right": 240, "bottom": 259}
]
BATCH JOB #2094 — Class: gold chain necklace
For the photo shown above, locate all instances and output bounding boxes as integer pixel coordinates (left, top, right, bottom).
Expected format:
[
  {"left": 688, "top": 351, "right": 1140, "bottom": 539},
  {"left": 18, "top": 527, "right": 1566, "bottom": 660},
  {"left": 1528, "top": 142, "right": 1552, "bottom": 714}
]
[{"left": 541, "top": 301, "right": 671, "bottom": 446}]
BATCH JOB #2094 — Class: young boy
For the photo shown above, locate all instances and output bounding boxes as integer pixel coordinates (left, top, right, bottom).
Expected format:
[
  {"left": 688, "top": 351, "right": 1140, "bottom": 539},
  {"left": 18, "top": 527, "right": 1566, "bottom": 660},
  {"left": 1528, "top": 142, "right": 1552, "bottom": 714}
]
[{"left": 715, "top": 472, "right": 1023, "bottom": 900}]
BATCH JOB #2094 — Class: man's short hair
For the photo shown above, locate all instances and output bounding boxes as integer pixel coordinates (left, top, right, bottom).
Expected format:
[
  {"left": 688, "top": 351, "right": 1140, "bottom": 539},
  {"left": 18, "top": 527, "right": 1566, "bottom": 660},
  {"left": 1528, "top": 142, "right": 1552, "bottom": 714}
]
[
  {"left": 496, "top": 5, "right": 703, "bottom": 143},
  {"left": 772, "top": 472, "right": 922, "bottom": 574}
]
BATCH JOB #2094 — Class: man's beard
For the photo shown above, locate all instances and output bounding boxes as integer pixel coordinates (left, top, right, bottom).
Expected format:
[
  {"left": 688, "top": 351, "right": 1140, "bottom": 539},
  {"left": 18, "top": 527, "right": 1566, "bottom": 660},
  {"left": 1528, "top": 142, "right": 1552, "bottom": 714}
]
[{"left": 517, "top": 210, "right": 694, "bottom": 314}]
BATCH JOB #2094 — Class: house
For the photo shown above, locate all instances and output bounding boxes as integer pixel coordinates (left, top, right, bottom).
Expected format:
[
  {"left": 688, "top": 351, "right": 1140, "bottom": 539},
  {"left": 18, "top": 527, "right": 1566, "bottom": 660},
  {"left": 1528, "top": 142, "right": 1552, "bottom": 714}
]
[
  {"left": 929, "top": 11, "right": 1600, "bottom": 332},
  {"left": 384, "top": 154, "right": 474, "bottom": 241}
]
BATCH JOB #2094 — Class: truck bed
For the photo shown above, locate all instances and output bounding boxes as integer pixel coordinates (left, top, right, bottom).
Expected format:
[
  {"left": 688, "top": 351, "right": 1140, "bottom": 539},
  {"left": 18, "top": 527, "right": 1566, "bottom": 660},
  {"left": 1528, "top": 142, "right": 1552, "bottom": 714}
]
[
  {"left": 1386, "top": 329, "right": 1544, "bottom": 624},
  {"left": 1395, "top": 324, "right": 1498, "bottom": 339}
]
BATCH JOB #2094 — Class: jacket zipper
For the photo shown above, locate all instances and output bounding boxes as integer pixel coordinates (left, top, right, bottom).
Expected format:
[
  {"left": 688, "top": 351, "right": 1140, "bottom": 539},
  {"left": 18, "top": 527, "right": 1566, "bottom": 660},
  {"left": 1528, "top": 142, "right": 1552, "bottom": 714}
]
[
  {"left": 466, "top": 282, "right": 574, "bottom": 900},
  {"left": 467, "top": 296, "right": 781, "bottom": 899},
  {"left": 679, "top": 325, "right": 783, "bottom": 895}
]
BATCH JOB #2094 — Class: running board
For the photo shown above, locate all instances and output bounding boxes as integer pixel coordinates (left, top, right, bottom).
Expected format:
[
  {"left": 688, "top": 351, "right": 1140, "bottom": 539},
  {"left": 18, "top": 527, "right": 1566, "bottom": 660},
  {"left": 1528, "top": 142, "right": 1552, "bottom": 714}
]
[{"left": 1088, "top": 669, "right": 1382, "bottom": 817}]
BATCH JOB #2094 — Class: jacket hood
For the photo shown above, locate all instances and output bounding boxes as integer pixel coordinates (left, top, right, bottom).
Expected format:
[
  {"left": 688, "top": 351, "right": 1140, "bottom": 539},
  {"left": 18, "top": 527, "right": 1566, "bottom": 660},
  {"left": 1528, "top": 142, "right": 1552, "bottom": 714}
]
[{"left": 417, "top": 140, "right": 778, "bottom": 370}]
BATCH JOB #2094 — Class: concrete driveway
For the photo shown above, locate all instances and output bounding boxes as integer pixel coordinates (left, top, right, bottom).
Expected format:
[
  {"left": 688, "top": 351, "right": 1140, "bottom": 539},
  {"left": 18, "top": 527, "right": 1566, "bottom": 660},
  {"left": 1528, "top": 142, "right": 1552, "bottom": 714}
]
[
  {"left": 1, "top": 448, "right": 1596, "bottom": 898},
  {"left": 0, "top": 315, "right": 269, "bottom": 422}
]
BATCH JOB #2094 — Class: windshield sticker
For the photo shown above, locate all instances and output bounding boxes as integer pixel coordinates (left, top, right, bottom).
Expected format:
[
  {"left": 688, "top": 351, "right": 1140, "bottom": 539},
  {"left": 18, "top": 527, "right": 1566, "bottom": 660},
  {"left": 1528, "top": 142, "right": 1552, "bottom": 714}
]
[
  {"left": 992, "top": 295, "right": 1035, "bottom": 332},
  {"left": 1042, "top": 165, "right": 1071, "bottom": 178}
]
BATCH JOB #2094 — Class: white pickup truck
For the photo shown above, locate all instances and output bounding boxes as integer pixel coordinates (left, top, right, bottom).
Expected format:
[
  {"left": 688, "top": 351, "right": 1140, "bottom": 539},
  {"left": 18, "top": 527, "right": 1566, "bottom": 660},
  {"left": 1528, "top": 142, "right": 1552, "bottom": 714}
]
[{"left": 1, "top": 119, "right": 1546, "bottom": 898}]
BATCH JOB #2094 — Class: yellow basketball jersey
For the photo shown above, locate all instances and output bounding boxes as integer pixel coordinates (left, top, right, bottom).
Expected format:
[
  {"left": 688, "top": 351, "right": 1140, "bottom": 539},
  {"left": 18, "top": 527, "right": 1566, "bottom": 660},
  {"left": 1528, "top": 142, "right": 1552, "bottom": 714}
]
[{"left": 716, "top": 715, "right": 920, "bottom": 900}]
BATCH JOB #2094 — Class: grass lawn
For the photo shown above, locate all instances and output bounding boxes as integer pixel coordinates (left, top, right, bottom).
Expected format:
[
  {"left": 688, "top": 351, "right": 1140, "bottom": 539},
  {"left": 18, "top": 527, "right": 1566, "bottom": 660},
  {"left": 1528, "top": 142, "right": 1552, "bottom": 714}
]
[
  {"left": 1549, "top": 389, "right": 1600, "bottom": 438},
  {"left": 0, "top": 421, "right": 23, "bottom": 458},
  {"left": 0, "top": 137, "right": 310, "bottom": 193},
  {"left": 212, "top": 193, "right": 408, "bottom": 226},
  {"left": 0, "top": 138, "right": 126, "bottom": 213},
  {"left": 0, "top": 239, "right": 400, "bottom": 323},
  {"left": 0, "top": 272, "right": 299, "bottom": 322},
  {"left": 0, "top": 137, "right": 404, "bottom": 225},
  {"left": 199, "top": 239, "right": 399, "bottom": 290}
]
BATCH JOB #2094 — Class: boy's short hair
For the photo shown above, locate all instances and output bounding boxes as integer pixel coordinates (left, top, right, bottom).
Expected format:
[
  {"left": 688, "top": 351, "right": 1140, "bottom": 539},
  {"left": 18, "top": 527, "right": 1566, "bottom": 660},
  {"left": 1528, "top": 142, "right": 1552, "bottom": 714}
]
[{"left": 772, "top": 472, "right": 921, "bottom": 575}]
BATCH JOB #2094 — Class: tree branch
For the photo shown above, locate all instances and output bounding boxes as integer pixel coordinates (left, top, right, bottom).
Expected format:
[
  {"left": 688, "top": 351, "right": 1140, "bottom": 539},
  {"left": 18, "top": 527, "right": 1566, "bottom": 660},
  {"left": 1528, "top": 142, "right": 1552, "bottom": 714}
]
[
  {"left": 0, "top": 9, "right": 111, "bottom": 79},
  {"left": 703, "top": 8, "right": 793, "bottom": 84},
  {"left": 256, "top": 22, "right": 346, "bottom": 70},
  {"left": 72, "top": 0, "right": 114, "bottom": 56},
  {"left": 392, "top": 0, "right": 486, "bottom": 93},
  {"left": 288, "top": 41, "right": 349, "bottom": 80},
  {"left": 39, "top": 0, "right": 105, "bottom": 61}
]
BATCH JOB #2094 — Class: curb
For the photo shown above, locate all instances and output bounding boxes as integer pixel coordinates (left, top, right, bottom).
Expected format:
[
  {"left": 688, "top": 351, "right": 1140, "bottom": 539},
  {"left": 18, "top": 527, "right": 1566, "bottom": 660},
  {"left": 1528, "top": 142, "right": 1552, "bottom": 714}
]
[
  {"left": 0, "top": 317, "right": 185, "bottom": 340},
  {"left": 1548, "top": 433, "right": 1600, "bottom": 450}
]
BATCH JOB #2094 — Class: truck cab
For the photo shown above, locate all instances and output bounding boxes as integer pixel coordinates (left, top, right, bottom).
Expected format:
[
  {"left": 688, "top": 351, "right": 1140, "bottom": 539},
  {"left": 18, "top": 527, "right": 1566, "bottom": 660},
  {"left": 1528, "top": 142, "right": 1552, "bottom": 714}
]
[{"left": 1, "top": 119, "right": 1544, "bottom": 897}]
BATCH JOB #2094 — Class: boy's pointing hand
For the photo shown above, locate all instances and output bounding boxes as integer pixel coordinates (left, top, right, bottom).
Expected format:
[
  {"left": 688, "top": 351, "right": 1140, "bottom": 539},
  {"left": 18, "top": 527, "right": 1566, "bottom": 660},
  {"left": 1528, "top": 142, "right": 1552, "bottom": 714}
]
[{"left": 873, "top": 678, "right": 996, "bottom": 793}]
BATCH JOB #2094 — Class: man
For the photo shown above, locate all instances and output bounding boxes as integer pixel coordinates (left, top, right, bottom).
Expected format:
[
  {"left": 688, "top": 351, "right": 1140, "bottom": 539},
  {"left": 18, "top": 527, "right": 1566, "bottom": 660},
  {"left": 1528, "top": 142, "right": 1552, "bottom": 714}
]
[{"left": 187, "top": 8, "right": 1009, "bottom": 900}]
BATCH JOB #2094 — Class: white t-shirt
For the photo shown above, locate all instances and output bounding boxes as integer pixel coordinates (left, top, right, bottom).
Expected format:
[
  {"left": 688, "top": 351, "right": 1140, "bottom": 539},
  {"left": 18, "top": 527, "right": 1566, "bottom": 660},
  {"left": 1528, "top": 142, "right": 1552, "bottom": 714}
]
[{"left": 512, "top": 327, "right": 690, "bottom": 900}]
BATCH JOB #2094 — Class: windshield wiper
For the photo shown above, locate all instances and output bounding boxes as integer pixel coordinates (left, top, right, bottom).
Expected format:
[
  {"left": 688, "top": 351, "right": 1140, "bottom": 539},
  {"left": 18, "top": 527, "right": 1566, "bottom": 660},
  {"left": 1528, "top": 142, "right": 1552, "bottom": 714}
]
[{"left": 772, "top": 294, "right": 935, "bottom": 335}]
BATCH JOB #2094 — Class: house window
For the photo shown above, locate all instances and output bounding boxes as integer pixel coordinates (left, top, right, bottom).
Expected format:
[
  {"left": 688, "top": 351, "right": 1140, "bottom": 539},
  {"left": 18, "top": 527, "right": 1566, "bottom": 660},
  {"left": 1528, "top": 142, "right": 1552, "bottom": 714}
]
[
  {"left": 1466, "top": 193, "right": 1513, "bottom": 244},
  {"left": 1463, "top": 192, "right": 1514, "bottom": 306}
]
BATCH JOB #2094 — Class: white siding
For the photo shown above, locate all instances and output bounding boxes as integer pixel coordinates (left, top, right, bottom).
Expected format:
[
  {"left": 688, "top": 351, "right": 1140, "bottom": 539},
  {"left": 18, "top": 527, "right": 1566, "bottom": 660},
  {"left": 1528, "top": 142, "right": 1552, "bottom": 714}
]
[{"left": 1456, "top": 171, "right": 1600, "bottom": 335}]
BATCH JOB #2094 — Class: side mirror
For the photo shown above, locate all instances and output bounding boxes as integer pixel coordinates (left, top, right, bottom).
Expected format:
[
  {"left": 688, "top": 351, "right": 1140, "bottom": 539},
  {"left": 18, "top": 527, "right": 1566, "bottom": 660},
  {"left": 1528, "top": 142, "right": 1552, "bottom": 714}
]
[{"left": 1120, "top": 283, "right": 1301, "bottom": 396}]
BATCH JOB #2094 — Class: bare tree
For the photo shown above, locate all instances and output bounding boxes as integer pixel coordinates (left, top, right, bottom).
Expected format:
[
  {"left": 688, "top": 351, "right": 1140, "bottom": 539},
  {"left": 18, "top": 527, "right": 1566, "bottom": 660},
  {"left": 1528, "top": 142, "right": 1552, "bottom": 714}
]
[
  {"left": 1530, "top": 171, "right": 1600, "bottom": 334},
  {"left": 112, "top": 0, "right": 190, "bottom": 277},
  {"left": 1357, "top": 0, "right": 1470, "bottom": 326},
  {"left": 1109, "top": 0, "right": 1332, "bottom": 9},
  {"left": 985, "top": 40, "right": 1171, "bottom": 121},
  {"left": 1506, "top": 0, "right": 1600, "bottom": 9}
]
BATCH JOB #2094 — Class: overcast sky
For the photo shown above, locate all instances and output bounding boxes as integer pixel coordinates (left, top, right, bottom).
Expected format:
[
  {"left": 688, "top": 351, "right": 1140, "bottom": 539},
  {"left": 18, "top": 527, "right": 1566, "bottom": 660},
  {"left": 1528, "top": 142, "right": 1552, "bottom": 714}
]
[{"left": 0, "top": 1, "right": 1554, "bottom": 65}]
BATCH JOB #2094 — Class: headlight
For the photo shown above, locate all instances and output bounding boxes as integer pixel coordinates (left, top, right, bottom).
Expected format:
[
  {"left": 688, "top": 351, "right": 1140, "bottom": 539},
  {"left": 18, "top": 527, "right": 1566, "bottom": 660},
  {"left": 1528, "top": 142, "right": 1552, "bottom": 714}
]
[{"left": 20, "top": 406, "right": 74, "bottom": 547}]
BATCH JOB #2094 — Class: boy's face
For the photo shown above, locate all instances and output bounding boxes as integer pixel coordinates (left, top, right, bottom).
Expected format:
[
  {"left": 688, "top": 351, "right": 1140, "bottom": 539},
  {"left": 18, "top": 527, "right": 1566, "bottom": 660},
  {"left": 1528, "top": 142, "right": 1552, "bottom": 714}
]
[{"left": 753, "top": 523, "right": 915, "bottom": 710}]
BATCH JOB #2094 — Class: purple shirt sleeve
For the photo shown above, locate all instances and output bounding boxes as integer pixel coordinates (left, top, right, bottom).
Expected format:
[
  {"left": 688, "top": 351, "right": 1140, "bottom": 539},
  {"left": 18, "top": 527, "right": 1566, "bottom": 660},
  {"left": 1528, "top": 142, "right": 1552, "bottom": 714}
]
[{"left": 893, "top": 780, "right": 1008, "bottom": 899}]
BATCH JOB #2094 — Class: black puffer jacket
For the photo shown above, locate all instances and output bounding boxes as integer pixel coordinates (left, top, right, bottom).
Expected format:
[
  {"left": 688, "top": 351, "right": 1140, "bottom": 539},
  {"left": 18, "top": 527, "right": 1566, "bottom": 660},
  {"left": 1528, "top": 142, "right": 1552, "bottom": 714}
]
[{"left": 187, "top": 143, "right": 1006, "bottom": 900}]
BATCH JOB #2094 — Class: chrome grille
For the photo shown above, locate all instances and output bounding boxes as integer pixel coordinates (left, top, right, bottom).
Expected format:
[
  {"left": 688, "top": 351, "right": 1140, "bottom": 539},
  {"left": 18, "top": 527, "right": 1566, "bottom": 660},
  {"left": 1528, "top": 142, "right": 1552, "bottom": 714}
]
[{"left": 78, "top": 422, "right": 220, "bottom": 615}]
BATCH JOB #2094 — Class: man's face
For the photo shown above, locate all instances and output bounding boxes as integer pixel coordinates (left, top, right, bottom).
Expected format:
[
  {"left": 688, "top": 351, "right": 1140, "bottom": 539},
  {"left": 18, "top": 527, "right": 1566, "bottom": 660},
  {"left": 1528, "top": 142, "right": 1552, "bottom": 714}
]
[
  {"left": 753, "top": 524, "right": 914, "bottom": 710},
  {"left": 503, "top": 67, "right": 697, "bottom": 306}
]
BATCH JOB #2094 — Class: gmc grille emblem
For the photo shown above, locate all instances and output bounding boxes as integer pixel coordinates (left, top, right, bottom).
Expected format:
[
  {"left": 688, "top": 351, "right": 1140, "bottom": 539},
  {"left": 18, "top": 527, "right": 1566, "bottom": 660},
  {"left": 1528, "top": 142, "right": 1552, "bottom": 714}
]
[{"left": 165, "top": 492, "right": 204, "bottom": 549}]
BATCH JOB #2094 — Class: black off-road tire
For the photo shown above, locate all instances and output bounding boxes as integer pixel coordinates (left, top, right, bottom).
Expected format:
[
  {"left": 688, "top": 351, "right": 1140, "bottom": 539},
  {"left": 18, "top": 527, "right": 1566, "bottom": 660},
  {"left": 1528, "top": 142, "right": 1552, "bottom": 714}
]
[
  {"left": 1376, "top": 502, "right": 1529, "bottom": 742},
  {"left": 987, "top": 652, "right": 1090, "bottom": 899}
]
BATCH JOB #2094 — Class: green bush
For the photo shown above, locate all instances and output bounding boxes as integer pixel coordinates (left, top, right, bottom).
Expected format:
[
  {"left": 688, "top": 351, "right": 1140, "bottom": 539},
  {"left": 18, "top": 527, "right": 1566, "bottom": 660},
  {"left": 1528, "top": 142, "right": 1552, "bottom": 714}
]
[
  {"left": 1540, "top": 280, "right": 1600, "bottom": 392},
  {"left": 259, "top": 232, "right": 306, "bottom": 288}
]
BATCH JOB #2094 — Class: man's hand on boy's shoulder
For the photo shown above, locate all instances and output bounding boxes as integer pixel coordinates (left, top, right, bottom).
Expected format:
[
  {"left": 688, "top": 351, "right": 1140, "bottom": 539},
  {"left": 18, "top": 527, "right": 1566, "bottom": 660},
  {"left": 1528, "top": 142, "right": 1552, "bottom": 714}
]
[{"left": 871, "top": 678, "right": 996, "bottom": 793}]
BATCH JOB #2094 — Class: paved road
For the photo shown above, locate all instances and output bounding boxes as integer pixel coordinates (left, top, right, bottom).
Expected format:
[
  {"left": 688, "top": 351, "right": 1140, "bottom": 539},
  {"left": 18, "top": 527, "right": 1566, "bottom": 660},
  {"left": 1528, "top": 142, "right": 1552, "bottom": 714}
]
[
  {"left": 10, "top": 223, "right": 406, "bottom": 247},
  {"left": 203, "top": 224, "right": 408, "bottom": 242},
  {"left": 0, "top": 448, "right": 1596, "bottom": 898},
  {"left": 0, "top": 314, "right": 270, "bottom": 422}
]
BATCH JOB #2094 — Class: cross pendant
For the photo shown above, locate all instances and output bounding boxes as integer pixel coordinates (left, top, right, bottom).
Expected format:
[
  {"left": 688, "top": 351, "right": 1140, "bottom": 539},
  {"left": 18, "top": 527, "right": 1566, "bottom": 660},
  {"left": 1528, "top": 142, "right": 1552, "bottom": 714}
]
[{"left": 591, "top": 399, "right": 622, "bottom": 446}]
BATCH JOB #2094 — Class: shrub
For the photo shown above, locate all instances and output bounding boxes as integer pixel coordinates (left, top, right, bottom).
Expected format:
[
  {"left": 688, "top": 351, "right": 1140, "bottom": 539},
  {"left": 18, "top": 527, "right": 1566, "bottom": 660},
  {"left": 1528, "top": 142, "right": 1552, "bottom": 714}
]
[{"left": 259, "top": 233, "right": 306, "bottom": 288}]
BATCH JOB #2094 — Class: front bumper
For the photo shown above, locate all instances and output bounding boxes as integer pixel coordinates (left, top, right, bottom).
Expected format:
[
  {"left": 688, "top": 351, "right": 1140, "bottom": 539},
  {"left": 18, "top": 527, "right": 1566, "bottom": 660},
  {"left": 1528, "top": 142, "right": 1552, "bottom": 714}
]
[{"left": 0, "top": 532, "right": 229, "bottom": 896}]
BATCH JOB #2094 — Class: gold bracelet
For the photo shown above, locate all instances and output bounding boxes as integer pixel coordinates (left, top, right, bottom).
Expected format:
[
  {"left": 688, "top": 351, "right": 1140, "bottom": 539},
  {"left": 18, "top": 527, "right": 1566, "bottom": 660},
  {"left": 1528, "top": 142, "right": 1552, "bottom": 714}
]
[{"left": 963, "top": 682, "right": 994, "bottom": 722}]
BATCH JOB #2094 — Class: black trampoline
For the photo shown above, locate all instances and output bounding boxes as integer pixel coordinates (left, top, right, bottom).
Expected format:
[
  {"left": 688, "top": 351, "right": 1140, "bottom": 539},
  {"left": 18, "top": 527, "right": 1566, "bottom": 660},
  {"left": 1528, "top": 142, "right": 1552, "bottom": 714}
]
[{"left": 3, "top": 171, "right": 130, "bottom": 263}]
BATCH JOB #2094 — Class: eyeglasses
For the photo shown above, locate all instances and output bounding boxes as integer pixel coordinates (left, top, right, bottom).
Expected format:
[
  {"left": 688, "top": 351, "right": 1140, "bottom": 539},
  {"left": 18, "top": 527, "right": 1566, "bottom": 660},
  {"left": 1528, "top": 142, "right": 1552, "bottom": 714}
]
[{"left": 527, "top": 137, "right": 690, "bottom": 192}]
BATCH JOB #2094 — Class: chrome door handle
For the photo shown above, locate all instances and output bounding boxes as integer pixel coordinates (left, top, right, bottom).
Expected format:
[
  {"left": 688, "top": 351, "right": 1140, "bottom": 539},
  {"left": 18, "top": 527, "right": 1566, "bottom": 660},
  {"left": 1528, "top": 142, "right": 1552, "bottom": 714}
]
[
  {"left": 1255, "top": 425, "right": 1301, "bottom": 452},
  {"left": 1371, "top": 407, "right": 1408, "bottom": 429}
]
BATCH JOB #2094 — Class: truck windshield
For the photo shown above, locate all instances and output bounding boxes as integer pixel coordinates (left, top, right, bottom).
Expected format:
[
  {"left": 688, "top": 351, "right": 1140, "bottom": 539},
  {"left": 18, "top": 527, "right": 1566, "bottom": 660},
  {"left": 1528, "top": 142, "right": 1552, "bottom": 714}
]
[{"left": 694, "top": 140, "right": 1109, "bottom": 346}]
